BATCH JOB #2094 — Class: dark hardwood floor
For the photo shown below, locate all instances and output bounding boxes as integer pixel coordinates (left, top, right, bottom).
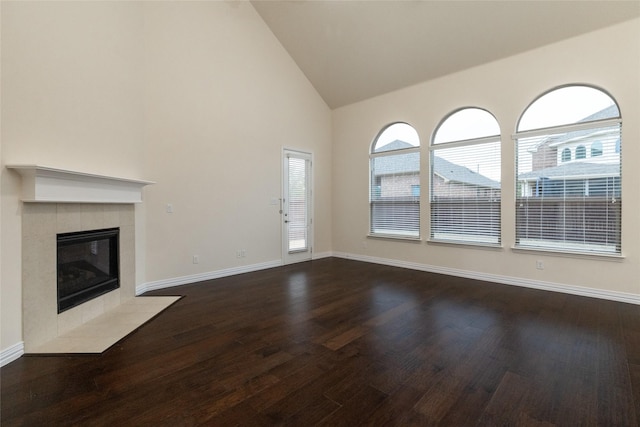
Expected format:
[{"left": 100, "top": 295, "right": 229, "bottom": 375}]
[{"left": 2, "top": 258, "right": 639, "bottom": 426}]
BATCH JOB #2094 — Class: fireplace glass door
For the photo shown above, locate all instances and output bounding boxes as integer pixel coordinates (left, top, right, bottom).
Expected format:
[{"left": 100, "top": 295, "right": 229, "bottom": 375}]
[{"left": 57, "top": 228, "right": 120, "bottom": 313}]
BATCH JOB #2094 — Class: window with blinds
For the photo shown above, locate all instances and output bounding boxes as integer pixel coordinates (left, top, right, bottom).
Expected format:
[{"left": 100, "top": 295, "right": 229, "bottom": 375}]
[
  {"left": 430, "top": 108, "right": 501, "bottom": 245},
  {"left": 370, "top": 123, "right": 420, "bottom": 238},
  {"left": 515, "top": 85, "right": 621, "bottom": 255}
]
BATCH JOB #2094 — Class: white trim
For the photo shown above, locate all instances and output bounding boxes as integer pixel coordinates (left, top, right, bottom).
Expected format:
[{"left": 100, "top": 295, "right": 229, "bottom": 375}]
[
  {"left": 332, "top": 252, "right": 640, "bottom": 305},
  {"left": 1, "top": 341, "right": 24, "bottom": 367},
  {"left": 513, "top": 117, "right": 621, "bottom": 139},
  {"left": 282, "top": 148, "right": 314, "bottom": 265},
  {"left": 371, "top": 145, "right": 420, "bottom": 158},
  {"left": 138, "top": 252, "right": 639, "bottom": 304},
  {"left": 136, "top": 260, "right": 282, "bottom": 295},
  {"left": 430, "top": 134, "right": 500, "bottom": 150},
  {"left": 6, "top": 165, "right": 154, "bottom": 204},
  {"left": 312, "top": 251, "right": 333, "bottom": 260}
]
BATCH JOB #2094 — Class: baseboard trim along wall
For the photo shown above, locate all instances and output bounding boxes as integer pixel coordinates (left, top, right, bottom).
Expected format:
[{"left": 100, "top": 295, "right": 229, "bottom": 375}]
[
  {"left": 1, "top": 341, "right": 24, "bottom": 368},
  {"left": 139, "top": 251, "right": 639, "bottom": 305},
  {"left": 137, "top": 260, "right": 283, "bottom": 295},
  {"left": 138, "top": 252, "right": 333, "bottom": 295},
  {"left": 312, "top": 251, "right": 332, "bottom": 260},
  {"left": 5, "top": 252, "right": 637, "bottom": 366},
  {"left": 332, "top": 252, "right": 640, "bottom": 306}
]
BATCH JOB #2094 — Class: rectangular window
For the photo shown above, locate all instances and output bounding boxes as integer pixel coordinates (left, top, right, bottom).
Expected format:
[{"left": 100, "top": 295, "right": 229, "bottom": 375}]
[
  {"left": 515, "top": 123, "right": 621, "bottom": 254},
  {"left": 370, "top": 150, "right": 420, "bottom": 238},
  {"left": 430, "top": 140, "right": 501, "bottom": 245}
]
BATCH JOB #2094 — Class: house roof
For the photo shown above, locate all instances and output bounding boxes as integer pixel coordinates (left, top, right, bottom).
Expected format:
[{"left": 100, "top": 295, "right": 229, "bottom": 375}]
[
  {"left": 433, "top": 156, "right": 500, "bottom": 190},
  {"left": 374, "top": 139, "right": 418, "bottom": 153},
  {"left": 518, "top": 162, "right": 620, "bottom": 181},
  {"left": 373, "top": 140, "right": 500, "bottom": 189},
  {"left": 530, "top": 104, "right": 620, "bottom": 151}
]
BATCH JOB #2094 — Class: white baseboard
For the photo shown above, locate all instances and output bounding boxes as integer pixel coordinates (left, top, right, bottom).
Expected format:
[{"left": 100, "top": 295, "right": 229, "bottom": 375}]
[
  {"left": 136, "top": 259, "right": 283, "bottom": 295},
  {"left": 1, "top": 341, "right": 24, "bottom": 367},
  {"left": 5, "top": 252, "right": 636, "bottom": 367},
  {"left": 312, "top": 251, "right": 332, "bottom": 260},
  {"left": 139, "top": 250, "right": 639, "bottom": 303},
  {"left": 333, "top": 251, "right": 640, "bottom": 305},
  {"left": 138, "top": 253, "right": 337, "bottom": 295}
]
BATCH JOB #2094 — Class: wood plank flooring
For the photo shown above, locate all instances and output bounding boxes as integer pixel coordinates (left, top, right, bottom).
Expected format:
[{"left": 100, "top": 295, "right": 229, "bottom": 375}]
[{"left": 2, "top": 258, "right": 639, "bottom": 426}]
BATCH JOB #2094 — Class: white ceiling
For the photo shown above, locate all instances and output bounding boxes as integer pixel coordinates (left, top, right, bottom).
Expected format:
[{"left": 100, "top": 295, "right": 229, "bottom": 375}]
[{"left": 252, "top": 1, "right": 640, "bottom": 109}]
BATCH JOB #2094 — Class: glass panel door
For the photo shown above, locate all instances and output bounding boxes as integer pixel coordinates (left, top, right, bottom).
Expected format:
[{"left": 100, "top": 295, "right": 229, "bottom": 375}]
[{"left": 283, "top": 150, "right": 312, "bottom": 264}]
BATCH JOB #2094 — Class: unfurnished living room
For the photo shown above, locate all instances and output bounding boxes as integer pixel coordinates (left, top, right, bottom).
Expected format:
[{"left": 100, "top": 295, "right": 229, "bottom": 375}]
[{"left": 1, "top": 1, "right": 640, "bottom": 425}]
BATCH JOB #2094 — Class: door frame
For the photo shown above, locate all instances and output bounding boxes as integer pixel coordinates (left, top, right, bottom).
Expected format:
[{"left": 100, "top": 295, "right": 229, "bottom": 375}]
[{"left": 282, "top": 148, "right": 313, "bottom": 265}]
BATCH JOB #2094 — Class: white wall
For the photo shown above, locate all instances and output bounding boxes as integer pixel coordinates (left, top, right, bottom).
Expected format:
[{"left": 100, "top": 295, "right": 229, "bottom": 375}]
[
  {"left": 0, "top": 1, "right": 331, "bottom": 356},
  {"left": 332, "top": 19, "right": 640, "bottom": 298},
  {"left": 1, "top": 1, "right": 146, "bottom": 354},
  {"left": 142, "top": 2, "right": 332, "bottom": 283}
]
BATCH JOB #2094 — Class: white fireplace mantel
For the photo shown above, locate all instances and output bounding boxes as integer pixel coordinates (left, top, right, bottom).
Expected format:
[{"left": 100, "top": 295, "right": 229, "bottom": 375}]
[{"left": 6, "top": 165, "right": 155, "bottom": 204}]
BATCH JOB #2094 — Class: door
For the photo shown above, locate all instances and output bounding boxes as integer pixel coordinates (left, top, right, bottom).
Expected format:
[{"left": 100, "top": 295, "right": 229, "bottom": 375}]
[{"left": 282, "top": 149, "right": 312, "bottom": 264}]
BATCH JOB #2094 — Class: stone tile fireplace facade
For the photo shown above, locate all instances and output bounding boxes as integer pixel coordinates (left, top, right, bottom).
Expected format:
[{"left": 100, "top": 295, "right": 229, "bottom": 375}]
[{"left": 22, "top": 203, "right": 136, "bottom": 352}]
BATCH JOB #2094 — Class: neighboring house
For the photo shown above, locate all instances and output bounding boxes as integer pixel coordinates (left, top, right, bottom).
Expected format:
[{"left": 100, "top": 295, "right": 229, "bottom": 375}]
[
  {"left": 515, "top": 104, "right": 621, "bottom": 252},
  {"left": 372, "top": 140, "right": 500, "bottom": 198},
  {"left": 518, "top": 105, "right": 621, "bottom": 198},
  {"left": 431, "top": 156, "right": 500, "bottom": 199}
]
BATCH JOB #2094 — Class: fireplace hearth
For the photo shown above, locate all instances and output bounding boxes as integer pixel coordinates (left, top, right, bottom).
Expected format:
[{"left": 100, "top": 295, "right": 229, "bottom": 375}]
[{"left": 57, "top": 228, "right": 120, "bottom": 313}]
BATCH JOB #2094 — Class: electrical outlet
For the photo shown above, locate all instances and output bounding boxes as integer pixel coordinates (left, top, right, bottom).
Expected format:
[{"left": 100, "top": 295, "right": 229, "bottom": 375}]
[
  {"left": 166, "top": 204, "right": 173, "bottom": 213},
  {"left": 536, "top": 260, "right": 544, "bottom": 270},
  {"left": 236, "top": 250, "right": 242, "bottom": 258},
  {"left": 193, "top": 255, "right": 199, "bottom": 264},
  {"left": 240, "top": 249, "right": 246, "bottom": 258}
]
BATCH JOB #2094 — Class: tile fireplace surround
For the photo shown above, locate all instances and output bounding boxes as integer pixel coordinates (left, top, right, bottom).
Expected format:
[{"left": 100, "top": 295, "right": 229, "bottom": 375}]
[{"left": 21, "top": 203, "right": 179, "bottom": 353}]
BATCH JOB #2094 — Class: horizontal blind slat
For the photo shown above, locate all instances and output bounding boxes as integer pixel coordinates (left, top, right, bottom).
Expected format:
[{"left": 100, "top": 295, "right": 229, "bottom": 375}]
[{"left": 515, "top": 123, "right": 621, "bottom": 254}]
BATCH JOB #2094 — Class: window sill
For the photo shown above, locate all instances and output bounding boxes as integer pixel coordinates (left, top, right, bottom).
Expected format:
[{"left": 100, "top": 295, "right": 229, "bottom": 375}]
[
  {"left": 427, "top": 239, "right": 503, "bottom": 251},
  {"left": 511, "top": 245, "right": 625, "bottom": 261},
  {"left": 367, "top": 234, "right": 422, "bottom": 243}
]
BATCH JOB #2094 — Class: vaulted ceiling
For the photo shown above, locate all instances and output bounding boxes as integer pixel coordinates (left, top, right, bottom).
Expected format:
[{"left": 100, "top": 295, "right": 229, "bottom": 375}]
[{"left": 252, "top": 1, "right": 640, "bottom": 109}]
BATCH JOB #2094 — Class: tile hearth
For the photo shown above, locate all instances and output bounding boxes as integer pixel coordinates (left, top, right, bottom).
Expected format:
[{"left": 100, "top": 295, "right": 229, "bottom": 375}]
[{"left": 29, "top": 296, "right": 181, "bottom": 354}]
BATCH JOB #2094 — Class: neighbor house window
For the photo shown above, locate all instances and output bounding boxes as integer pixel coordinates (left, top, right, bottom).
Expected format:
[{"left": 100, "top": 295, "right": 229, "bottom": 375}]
[
  {"left": 430, "top": 108, "right": 501, "bottom": 245},
  {"left": 370, "top": 123, "right": 420, "bottom": 238},
  {"left": 515, "top": 85, "right": 621, "bottom": 255},
  {"left": 561, "top": 148, "right": 572, "bottom": 162},
  {"left": 591, "top": 141, "right": 603, "bottom": 157}
]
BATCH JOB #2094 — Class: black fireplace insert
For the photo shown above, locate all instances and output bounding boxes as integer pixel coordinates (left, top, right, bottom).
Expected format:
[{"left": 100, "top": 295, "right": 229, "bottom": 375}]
[{"left": 57, "top": 227, "right": 120, "bottom": 313}]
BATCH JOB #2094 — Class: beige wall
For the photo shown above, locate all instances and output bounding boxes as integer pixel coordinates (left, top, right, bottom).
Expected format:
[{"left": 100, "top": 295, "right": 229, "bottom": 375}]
[
  {"left": 332, "top": 18, "right": 640, "bottom": 296},
  {"left": 0, "top": 2, "right": 331, "bottom": 354},
  {"left": 142, "top": 2, "right": 332, "bottom": 282},
  {"left": 1, "top": 2, "right": 146, "bottom": 353}
]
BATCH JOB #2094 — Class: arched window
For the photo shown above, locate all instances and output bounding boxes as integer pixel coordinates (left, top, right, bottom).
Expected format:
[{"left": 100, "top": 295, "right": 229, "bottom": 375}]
[
  {"left": 515, "top": 85, "right": 621, "bottom": 254},
  {"left": 370, "top": 123, "right": 420, "bottom": 238},
  {"left": 431, "top": 108, "right": 501, "bottom": 245},
  {"left": 591, "top": 141, "right": 603, "bottom": 157}
]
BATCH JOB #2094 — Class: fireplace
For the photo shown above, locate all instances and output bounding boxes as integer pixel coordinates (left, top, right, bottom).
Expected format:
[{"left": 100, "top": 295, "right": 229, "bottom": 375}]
[{"left": 57, "top": 227, "right": 120, "bottom": 313}]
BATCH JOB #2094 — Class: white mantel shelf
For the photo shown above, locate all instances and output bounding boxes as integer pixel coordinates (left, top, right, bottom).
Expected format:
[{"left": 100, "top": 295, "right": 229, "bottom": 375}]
[{"left": 7, "top": 165, "right": 155, "bottom": 204}]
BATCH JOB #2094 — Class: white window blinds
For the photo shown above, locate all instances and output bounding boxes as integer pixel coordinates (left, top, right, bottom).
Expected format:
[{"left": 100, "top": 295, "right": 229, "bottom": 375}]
[
  {"left": 514, "top": 85, "right": 621, "bottom": 255},
  {"left": 287, "top": 156, "right": 309, "bottom": 252},
  {"left": 430, "top": 108, "right": 501, "bottom": 245},
  {"left": 370, "top": 123, "right": 420, "bottom": 238}
]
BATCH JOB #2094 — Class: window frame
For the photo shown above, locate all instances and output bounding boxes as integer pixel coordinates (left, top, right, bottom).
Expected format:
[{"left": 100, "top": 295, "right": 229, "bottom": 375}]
[
  {"left": 429, "top": 107, "right": 502, "bottom": 247},
  {"left": 513, "top": 84, "right": 622, "bottom": 256},
  {"left": 369, "top": 122, "right": 421, "bottom": 240}
]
